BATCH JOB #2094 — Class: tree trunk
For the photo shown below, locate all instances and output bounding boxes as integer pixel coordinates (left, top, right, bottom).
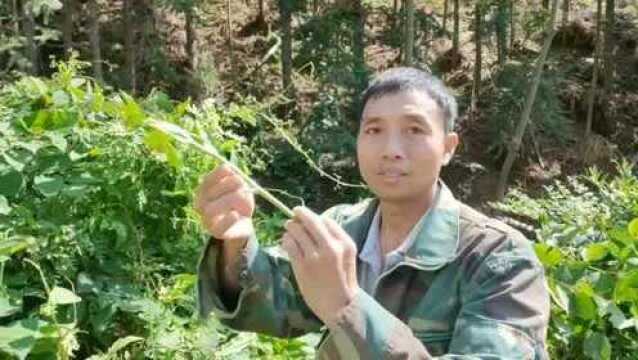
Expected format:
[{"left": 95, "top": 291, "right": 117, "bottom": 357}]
[
  {"left": 353, "top": 0, "right": 366, "bottom": 88},
  {"left": 62, "top": 0, "right": 74, "bottom": 56},
  {"left": 185, "top": 8, "right": 195, "bottom": 70},
  {"left": 226, "top": 0, "right": 235, "bottom": 75},
  {"left": 562, "top": 0, "right": 570, "bottom": 27},
  {"left": 123, "top": 0, "right": 137, "bottom": 93},
  {"left": 452, "top": 0, "right": 460, "bottom": 53},
  {"left": 258, "top": 0, "right": 265, "bottom": 21},
  {"left": 542, "top": 0, "right": 550, "bottom": 10},
  {"left": 12, "top": 0, "right": 21, "bottom": 38},
  {"left": 603, "top": 0, "right": 615, "bottom": 96},
  {"left": 586, "top": 0, "right": 603, "bottom": 141},
  {"left": 88, "top": 0, "right": 103, "bottom": 82},
  {"left": 23, "top": 2, "right": 38, "bottom": 75},
  {"left": 279, "top": 0, "right": 294, "bottom": 98},
  {"left": 509, "top": 1, "right": 515, "bottom": 52},
  {"left": 497, "top": 0, "right": 559, "bottom": 200},
  {"left": 496, "top": 0, "right": 508, "bottom": 66},
  {"left": 471, "top": 3, "right": 482, "bottom": 113},
  {"left": 443, "top": 0, "right": 448, "bottom": 34},
  {"left": 403, "top": 0, "right": 415, "bottom": 65}
]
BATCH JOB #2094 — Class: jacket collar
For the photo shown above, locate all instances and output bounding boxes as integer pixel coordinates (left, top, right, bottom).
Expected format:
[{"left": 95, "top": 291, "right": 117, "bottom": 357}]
[{"left": 344, "top": 182, "right": 460, "bottom": 271}]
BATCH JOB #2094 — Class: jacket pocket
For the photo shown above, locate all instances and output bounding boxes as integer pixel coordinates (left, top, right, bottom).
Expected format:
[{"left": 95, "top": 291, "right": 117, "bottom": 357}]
[{"left": 413, "top": 331, "right": 453, "bottom": 356}]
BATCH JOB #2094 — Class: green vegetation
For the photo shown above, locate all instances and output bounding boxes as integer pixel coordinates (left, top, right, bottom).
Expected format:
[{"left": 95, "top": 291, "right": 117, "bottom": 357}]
[
  {"left": 1, "top": 0, "right": 637, "bottom": 358},
  {"left": 0, "top": 60, "right": 317, "bottom": 359},
  {"left": 495, "top": 162, "right": 638, "bottom": 359}
]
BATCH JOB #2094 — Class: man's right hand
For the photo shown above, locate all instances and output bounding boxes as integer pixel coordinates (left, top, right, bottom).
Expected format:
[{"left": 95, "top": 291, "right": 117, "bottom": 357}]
[{"left": 195, "top": 164, "right": 255, "bottom": 245}]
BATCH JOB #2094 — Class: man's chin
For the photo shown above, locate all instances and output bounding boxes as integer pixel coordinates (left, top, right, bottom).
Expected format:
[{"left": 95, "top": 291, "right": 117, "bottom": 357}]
[{"left": 373, "top": 189, "right": 417, "bottom": 203}]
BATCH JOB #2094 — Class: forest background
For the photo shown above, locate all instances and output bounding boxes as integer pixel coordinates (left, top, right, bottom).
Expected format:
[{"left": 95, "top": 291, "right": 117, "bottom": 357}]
[{"left": 0, "top": 0, "right": 637, "bottom": 359}]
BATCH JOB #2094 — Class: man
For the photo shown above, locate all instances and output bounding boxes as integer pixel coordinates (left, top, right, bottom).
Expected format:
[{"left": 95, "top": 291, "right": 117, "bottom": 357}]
[{"left": 195, "top": 68, "right": 550, "bottom": 359}]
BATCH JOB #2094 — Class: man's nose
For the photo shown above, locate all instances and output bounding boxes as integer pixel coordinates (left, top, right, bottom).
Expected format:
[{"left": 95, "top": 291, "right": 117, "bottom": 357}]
[{"left": 381, "top": 133, "right": 405, "bottom": 160}]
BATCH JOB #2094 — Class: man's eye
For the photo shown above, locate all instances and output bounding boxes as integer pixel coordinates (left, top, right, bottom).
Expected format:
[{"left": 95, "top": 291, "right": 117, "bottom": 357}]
[
  {"left": 408, "top": 126, "right": 424, "bottom": 134},
  {"left": 364, "top": 127, "right": 380, "bottom": 135}
]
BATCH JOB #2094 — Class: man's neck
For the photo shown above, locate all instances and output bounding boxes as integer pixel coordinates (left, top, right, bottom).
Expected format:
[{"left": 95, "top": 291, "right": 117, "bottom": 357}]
[{"left": 378, "top": 183, "right": 438, "bottom": 255}]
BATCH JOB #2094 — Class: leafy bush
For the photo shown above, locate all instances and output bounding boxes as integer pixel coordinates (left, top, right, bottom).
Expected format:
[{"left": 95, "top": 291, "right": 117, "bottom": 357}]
[
  {"left": 495, "top": 162, "right": 638, "bottom": 360},
  {"left": 0, "top": 60, "right": 316, "bottom": 359}
]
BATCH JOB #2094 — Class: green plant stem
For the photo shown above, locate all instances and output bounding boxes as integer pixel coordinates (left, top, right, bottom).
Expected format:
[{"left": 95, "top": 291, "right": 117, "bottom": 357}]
[{"left": 149, "top": 120, "right": 295, "bottom": 218}]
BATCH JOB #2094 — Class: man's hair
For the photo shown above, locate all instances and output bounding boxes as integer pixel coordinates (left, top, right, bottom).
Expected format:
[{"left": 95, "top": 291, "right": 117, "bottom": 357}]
[{"left": 359, "top": 67, "right": 458, "bottom": 133}]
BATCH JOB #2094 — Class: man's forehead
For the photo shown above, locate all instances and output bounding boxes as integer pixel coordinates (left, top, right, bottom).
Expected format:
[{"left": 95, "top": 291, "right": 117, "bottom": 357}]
[{"left": 361, "top": 89, "right": 444, "bottom": 121}]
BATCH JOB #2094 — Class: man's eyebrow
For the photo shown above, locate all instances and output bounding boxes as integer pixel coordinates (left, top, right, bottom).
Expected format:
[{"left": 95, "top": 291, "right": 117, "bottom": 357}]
[
  {"left": 403, "top": 113, "right": 430, "bottom": 126},
  {"left": 361, "top": 117, "right": 382, "bottom": 125}
]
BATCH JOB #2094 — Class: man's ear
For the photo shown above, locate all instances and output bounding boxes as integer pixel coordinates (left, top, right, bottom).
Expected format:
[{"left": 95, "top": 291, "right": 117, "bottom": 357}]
[{"left": 443, "top": 132, "right": 459, "bottom": 166}]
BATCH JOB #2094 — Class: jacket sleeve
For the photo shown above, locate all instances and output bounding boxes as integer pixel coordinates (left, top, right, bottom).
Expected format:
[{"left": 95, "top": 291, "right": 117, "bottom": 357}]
[
  {"left": 196, "top": 233, "right": 323, "bottom": 337},
  {"left": 326, "top": 235, "right": 550, "bottom": 360},
  {"left": 196, "top": 204, "right": 356, "bottom": 338}
]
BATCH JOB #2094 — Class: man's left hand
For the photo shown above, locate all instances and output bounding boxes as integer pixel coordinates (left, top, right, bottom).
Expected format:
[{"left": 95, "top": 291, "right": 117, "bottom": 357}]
[{"left": 281, "top": 206, "right": 359, "bottom": 329}]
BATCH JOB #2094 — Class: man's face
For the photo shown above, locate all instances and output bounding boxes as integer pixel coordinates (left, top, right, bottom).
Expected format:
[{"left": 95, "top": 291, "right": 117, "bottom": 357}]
[{"left": 357, "top": 90, "right": 458, "bottom": 203}]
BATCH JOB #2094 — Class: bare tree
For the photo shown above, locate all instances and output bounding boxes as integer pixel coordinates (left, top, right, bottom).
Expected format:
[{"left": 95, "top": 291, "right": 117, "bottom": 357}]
[
  {"left": 497, "top": 0, "right": 559, "bottom": 200},
  {"left": 585, "top": 0, "right": 603, "bottom": 141},
  {"left": 185, "top": 7, "right": 196, "bottom": 70},
  {"left": 496, "top": 0, "right": 508, "bottom": 66},
  {"left": 88, "top": 0, "right": 103, "bottom": 82},
  {"left": 279, "top": 0, "right": 294, "bottom": 98},
  {"left": 471, "top": 2, "right": 482, "bottom": 113},
  {"left": 403, "top": 0, "right": 415, "bottom": 65},
  {"left": 603, "top": 0, "right": 615, "bottom": 95},
  {"left": 452, "top": 0, "right": 460, "bottom": 53},
  {"left": 23, "top": 1, "right": 38, "bottom": 74},
  {"left": 510, "top": 1, "right": 516, "bottom": 51},
  {"left": 226, "top": 0, "right": 235, "bottom": 75},
  {"left": 62, "top": 0, "right": 74, "bottom": 56},
  {"left": 443, "top": 0, "right": 449, "bottom": 34},
  {"left": 562, "top": 0, "right": 570, "bottom": 27},
  {"left": 123, "top": 0, "right": 137, "bottom": 93}
]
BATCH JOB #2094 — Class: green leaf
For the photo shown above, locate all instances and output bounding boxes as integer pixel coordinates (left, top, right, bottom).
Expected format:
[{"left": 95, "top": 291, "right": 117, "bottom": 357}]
[
  {"left": 0, "top": 195, "right": 11, "bottom": 215},
  {"left": 608, "top": 227, "right": 634, "bottom": 246},
  {"left": 30, "top": 110, "right": 51, "bottom": 133},
  {"left": 149, "top": 120, "right": 196, "bottom": 146},
  {"left": 0, "top": 237, "right": 36, "bottom": 256},
  {"left": 571, "top": 282, "right": 597, "bottom": 320},
  {"left": 582, "top": 242, "right": 609, "bottom": 262},
  {"left": 51, "top": 90, "right": 70, "bottom": 107},
  {"left": 0, "top": 318, "right": 42, "bottom": 360},
  {"left": 34, "top": 175, "right": 64, "bottom": 197},
  {"left": 48, "top": 287, "right": 81, "bottom": 305},
  {"left": 629, "top": 218, "right": 638, "bottom": 239},
  {"left": 534, "top": 243, "right": 563, "bottom": 268},
  {"left": 105, "top": 336, "right": 144, "bottom": 356},
  {"left": 2, "top": 152, "right": 27, "bottom": 172},
  {"left": 0, "top": 296, "right": 20, "bottom": 318},
  {"left": 120, "top": 94, "right": 146, "bottom": 129},
  {"left": 615, "top": 270, "right": 638, "bottom": 303},
  {"left": 46, "top": 132, "right": 67, "bottom": 152},
  {"left": 583, "top": 331, "right": 611, "bottom": 360},
  {"left": 0, "top": 168, "right": 25, "bottom": 199},
  {"left": 144, "top": 129, "right": 182, "bottom": 168}
]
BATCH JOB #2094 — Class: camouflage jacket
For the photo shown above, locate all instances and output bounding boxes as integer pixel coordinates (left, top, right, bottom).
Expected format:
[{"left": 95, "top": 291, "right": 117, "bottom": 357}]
[{"left": 197, "top": 184, "right": 550, "bottom": 359}]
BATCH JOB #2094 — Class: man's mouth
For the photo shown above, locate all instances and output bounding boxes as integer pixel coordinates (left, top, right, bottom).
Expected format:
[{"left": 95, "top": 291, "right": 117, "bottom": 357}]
[{"left": 377, "top": 169, "right": 408, "bottom": 180}]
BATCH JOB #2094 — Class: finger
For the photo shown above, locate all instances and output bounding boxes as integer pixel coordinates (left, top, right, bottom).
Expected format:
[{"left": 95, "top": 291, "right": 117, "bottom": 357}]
[
  {"left": 324, "top": 218, "right": 351, "bottom": 243},
  {"left": 324, "top": 218, "right": 358, "bottom": 286},
  {"left": 285, "top": 220, "right": 317, "bottom": 260},
  {"left": 203, "top": 174, "right": 244, "bottom": 204},
  {"left": 293, "top": 207, "right": 333, "bottom": 249},
  {"left": 195, "top": 165, "right": 234, "bottom": 210},
  {"left": 202, "top": 190, "right": 253, "bottom": 218},
  {"left": 208, "top": 210, "right": 241, "bottom": 238},
  {"left": 281, "top": 233, "right": 303, "bottom": 260}
]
